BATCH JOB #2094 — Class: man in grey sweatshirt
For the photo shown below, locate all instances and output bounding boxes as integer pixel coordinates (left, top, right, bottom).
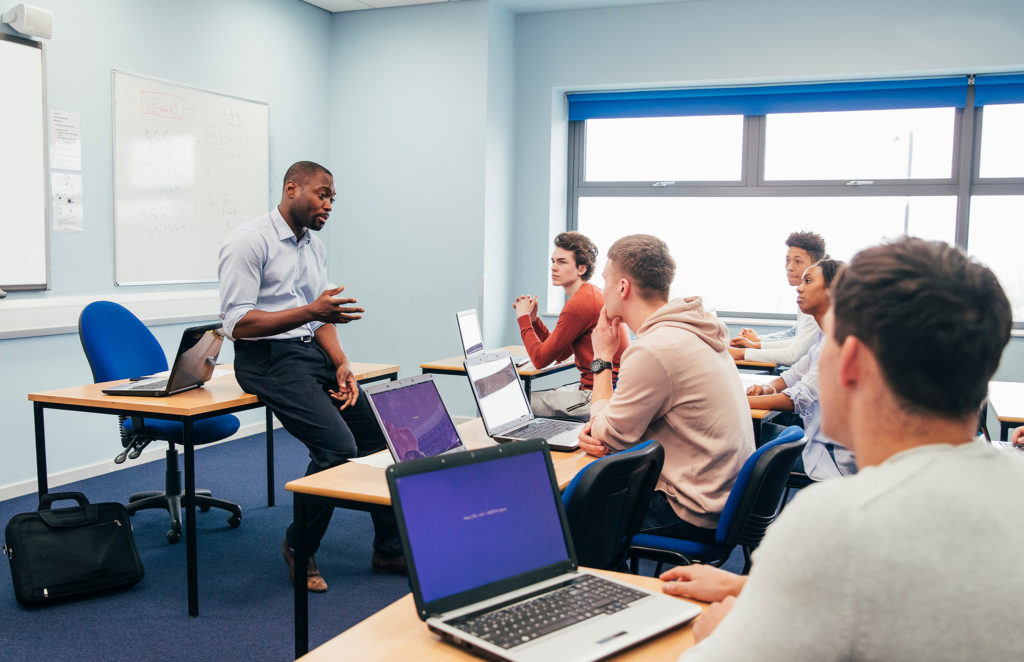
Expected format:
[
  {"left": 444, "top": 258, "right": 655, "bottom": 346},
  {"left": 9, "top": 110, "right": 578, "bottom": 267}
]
[{"left": 665, "top": 237, "right": 1023, "bottom": 661}]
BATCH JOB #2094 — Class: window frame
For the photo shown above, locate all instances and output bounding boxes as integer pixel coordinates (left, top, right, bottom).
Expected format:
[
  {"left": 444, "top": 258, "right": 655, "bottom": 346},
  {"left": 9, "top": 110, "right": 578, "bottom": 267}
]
[{"left": 566, "top": 78, "right": 1024, "bottom": 326}]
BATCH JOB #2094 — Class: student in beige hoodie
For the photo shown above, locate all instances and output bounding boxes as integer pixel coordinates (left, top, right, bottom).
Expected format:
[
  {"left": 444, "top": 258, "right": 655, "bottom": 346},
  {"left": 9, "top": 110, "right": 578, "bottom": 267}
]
[{"left": 578, "top": 234, "right": 755, "bottom": 545}]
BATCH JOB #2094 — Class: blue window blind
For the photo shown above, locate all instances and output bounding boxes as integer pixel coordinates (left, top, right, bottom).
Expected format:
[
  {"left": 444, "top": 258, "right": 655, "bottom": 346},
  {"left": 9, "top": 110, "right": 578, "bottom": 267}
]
[
  {"left": 567, "top": 77, "right": 969, "bottom": 120},
  {"left": 974, "top": 74, "right": 1024, "bottom": 106}
]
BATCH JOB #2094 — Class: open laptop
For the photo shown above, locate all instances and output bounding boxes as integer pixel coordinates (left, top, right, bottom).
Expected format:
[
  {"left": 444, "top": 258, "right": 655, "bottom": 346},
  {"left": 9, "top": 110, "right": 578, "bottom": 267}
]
[
  {"left": 386, "top": 440, "right": 700, "bottom": 662},
  {"left": 101, "top": 323, "right": 224, "bottom": 397},
  {"left": 364, "top": 374, "right": 467, "bottom": 463},
  {"left": 457, "top": 308, "right": 531, "bottom": 367},
  {"left": 464, "top": 352, "right": 582, "bottom": 451}
]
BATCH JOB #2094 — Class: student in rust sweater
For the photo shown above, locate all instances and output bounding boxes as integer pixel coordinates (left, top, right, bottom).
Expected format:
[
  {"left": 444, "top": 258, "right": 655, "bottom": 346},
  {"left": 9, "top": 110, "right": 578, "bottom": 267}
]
[
  {"left": 578, "top": 234, "right": 754, "bottom": 544},
  {"left": 513, "top": 231, "right": 626, "bottom": 421}
]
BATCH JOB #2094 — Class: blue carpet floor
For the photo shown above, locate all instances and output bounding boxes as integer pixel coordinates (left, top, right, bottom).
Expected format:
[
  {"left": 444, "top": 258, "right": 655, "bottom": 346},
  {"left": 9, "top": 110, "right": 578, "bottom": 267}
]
[{"left": 0, "top": 430, "right": 747, "bottom": 661}]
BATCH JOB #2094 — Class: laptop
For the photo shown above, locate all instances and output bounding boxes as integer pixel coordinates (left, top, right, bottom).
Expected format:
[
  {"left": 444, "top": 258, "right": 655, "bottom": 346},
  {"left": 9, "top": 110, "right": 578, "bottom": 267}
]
[
  {"left": 364, "top": 374, "right": 467, "bottom": 463},
  {"left": 101, "top": 323, "right": 224, "bottom": 397},
  {"left": 464, "top": 352, "right": 582, "bottom": 451},
  {"left": 457, "top": 308, "right": 531, "bottom": 367},
  {"left": 385, "top": 440, "right": 700, "bottom": 662}
]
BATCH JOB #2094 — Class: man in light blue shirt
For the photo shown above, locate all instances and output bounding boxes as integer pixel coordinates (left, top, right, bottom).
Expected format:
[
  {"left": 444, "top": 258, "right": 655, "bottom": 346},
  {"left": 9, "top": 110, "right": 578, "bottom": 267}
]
[{"left": 219, "top": 161, "right": 404, "bottom": 593}]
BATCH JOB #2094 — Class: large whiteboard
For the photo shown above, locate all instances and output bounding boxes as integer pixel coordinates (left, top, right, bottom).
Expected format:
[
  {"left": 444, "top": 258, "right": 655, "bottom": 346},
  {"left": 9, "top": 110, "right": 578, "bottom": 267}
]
[
  {"left": 113, "top": 71, "right": 269, "bottom": 285},
  {"left": 0, "top": 34, "right": 48, "bottom": 290}
]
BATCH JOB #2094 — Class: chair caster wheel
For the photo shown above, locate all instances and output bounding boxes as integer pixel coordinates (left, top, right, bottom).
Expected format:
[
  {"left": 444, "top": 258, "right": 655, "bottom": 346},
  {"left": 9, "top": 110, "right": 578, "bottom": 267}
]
[
  {"left": 227, "top": 513, "right": 241, "bottom": 529},
  {"left": 167, "top": 529, "right": 181, "bottom": 544}
]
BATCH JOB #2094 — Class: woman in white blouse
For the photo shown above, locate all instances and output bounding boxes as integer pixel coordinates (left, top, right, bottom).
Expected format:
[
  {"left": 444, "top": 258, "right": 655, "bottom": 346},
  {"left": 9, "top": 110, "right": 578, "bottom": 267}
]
[{"left": 745, "top": 259, "right": 857, "bottom": 481}]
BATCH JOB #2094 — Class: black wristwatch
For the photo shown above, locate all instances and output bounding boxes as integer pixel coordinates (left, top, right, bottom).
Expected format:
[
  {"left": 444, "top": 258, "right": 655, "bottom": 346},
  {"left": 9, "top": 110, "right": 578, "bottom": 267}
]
[{"left": 590, "top": 358, "right": 613, "bottom": 375}]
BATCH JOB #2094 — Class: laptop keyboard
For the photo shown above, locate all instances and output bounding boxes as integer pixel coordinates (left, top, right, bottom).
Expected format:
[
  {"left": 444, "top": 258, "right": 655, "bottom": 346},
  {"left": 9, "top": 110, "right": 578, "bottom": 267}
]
[
  {"left": 448, "top": 574, "right": 648, "bottom": 650},
  {"left": 123, "top": 378, "right": 168, "bottom": 391},
  {"left": 506, "top": 418, "right": 579, "bottom": 441}
]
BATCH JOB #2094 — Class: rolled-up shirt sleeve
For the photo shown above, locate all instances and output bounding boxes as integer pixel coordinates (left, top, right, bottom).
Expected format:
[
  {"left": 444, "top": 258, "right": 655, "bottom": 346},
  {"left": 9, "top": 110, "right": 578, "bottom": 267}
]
[
  {"left": 780, "top": 340, "right": 820, "bottom": 416},
  {"left": 218, "top": 229, "right": 265, "bottom": 341}
]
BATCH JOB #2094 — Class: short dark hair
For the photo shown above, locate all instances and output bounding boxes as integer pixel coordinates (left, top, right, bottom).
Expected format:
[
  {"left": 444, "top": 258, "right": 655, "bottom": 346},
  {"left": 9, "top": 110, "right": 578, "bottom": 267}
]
[
  {"left": 607, "top": 234, "right": 676, "bottom": 300},
  {"left": 831, "top": 237, "right": 1011, "bottom": 419},
  {"left": 786, "top": 231, "right": 827, "bottom": 263},
  {"left": 815, "top": 258, "right": 844, "bottom": 289},
  {"left": 282, "top": 161, "right": 332, "bottom": 189},
  {"left": 554, "top": 232, "right": 598, "bottom": 281}
]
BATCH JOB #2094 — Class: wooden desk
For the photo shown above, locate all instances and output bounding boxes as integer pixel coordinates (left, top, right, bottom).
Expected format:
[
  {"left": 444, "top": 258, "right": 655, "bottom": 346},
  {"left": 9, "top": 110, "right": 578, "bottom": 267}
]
[
  {"left": 298, "top": 568, "right": 706, "bottom": 662},
  {"left": 26, "top": 361, "right": 399, "bottom": 617},
  {"left": 286, "top": 418, "right": 597, "bottom": 657},
  {"left": 987, "top": 381, "right": 1024, "bottom": 440},
  {"left": 420, "top": 345, "right": 576, "bottom": 397},
  {"left": 735, "top": 358, "right": 778, "bottom": 374},
  {"left": 750, "top": 407, "right": 771, "bottom": 446}
]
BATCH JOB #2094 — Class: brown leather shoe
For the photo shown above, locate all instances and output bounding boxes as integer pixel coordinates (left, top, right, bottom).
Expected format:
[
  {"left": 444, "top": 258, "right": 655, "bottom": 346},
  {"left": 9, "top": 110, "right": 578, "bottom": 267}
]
[
  {"left": 282, "top": 541, "right": 328, "bottom": 593},
  {"left": 371, "top": 551, "right": 408, "bottom": 576}
]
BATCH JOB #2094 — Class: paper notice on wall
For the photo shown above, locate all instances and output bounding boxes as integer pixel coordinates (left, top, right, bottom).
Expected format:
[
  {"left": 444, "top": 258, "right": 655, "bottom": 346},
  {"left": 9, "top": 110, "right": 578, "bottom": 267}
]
[
  {"left": 51, "top": 172, "right": 84, "bottom": 232},
  {"left": 49, "top": 110, "right": 82, "bottom": 171}
]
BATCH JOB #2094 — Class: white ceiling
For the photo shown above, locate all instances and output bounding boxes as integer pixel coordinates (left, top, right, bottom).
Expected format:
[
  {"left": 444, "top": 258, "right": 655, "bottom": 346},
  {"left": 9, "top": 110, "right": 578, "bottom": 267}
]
[{"left": 302, "top": 0, "right": 694, "bottom": 14}]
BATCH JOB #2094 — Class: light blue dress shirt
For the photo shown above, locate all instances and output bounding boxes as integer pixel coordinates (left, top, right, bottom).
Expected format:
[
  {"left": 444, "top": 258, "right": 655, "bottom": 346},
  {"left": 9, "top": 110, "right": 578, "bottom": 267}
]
[
  {"left": 218, "top": 206, "right": 327, "bottom": 341},
  {"left": 780, "top": 331, "right": 857, "bottom": 481}
]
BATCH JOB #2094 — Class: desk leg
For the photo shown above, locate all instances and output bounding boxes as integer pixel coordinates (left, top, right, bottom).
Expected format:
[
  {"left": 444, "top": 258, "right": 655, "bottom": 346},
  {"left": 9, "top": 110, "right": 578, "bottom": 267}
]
[
  {"left": 524, "top": 377, "right": 532, "bottom": 399},
  {"left": 752, "top": 418, "right": 762, "bottom": 447},
  {"left": 294, "top": 495, "right": 309, "bottom": 658},
  {"left": 183, "top": 419, "right": 199, "bottom": 617},
  {"left": 1002, "top": 422, "right": 1011, "bottom": 442},
  {"left": 33, "top": 403, "right": 49, "bottom": 496},
  {"left": 266, "top": 407, "right": 275, "bottom": 508}
]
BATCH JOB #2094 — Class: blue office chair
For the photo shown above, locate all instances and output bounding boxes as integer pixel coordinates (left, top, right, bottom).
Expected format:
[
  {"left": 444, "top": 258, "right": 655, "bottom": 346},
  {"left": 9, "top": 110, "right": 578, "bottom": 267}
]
[
  {"left": 561, "top": 440, "right": 664, "bottom": 570},
  {"left": 79, "top": 301, "right": 242, "bottom": 543},
  {"left": 629, "top": 426, "right": 806, "bottom": 575}
]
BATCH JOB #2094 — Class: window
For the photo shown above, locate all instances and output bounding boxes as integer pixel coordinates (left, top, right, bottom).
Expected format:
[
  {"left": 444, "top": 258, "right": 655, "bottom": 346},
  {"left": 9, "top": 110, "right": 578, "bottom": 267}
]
[{"left": 566, "top": 76, "right": 1024, "bottom": 325}]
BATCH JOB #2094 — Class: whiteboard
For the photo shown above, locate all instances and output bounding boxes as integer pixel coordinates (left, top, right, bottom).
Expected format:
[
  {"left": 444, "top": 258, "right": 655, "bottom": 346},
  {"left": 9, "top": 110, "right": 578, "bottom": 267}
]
[
  {"left": 112, "top": 71, "right": 269, "bottom": 285},
  {"left": 0, "top": 34, "right": 48, "bottom": 290}
]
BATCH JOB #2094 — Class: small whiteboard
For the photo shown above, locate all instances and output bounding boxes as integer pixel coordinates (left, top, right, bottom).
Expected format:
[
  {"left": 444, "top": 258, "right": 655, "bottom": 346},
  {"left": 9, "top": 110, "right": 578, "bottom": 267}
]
[
  {"left": 0, "top": 34, "right": 48, "bottom": 290},
  {"left": 113, "top": 71, "right": 269, "bottom": 285}
]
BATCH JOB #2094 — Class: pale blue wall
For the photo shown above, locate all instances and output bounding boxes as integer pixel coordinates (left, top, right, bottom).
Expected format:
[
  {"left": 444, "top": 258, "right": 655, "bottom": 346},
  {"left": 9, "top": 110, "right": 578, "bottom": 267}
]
[
  {"left": 0, "top": 0, "right": 332, "bottom": 490},
  {"left": 326, "top": 0, "right": 513, "bottom": 418}
]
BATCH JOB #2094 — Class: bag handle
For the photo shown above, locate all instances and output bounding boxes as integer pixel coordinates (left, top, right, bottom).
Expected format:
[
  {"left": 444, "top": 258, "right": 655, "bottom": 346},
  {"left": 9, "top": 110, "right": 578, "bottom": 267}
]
[{"left": 37, "top": 491, "right": 91, "bottom": 511}]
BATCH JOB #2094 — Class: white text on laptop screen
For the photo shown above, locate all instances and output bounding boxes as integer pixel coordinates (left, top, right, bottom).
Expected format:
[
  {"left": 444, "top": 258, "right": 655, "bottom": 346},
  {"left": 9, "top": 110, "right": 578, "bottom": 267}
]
[
  {"left": 370, "top": 381, "right": 462, "bottom": 462},
  {"left": 395, "top": 450, "right": 569, "bottom": 604},
  {"left": 458, "top": 311, "right": 484, "bottom": 356},
  {"left": 466, "top": 357, "right": 530, "bottom": 429}
]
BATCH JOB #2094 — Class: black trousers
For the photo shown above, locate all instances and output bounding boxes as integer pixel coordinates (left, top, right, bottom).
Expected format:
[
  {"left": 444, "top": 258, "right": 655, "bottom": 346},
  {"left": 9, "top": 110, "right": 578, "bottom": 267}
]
[
  {"left": 234, "top": 338, "right": 401, "bottom": 557},
  {"left": 639, "top": 491, "right": 718, "bottom": 545}
]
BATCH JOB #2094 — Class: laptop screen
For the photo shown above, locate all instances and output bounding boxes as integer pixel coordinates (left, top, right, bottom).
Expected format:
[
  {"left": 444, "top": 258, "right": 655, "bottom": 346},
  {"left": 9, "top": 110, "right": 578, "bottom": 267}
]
[
  {"left": 393, "top": 447, "right": 570, "bottom": 605},
  {"left": 167, "top": 324, "right": 223, "bottom": 390},
  {"left": 465, "top": 354, "right": 531, "bottom": 431},
  {"left": 457, "top": 309, "right": 484, "bottom": 357},
  {"left": 368, "top": 379, "right": 463, "bottom": 462}
]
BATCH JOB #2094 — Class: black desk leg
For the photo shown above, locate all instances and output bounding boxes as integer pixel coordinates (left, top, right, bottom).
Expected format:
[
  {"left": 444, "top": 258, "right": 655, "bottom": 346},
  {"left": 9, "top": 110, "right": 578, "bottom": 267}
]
[
  {"left": 524, "top": 377, "right": 532, "bottom": 399},
  {"left": 266, "top": 407, "right": 275, "bottom": 508},
  {"left": 33, "top": 403, "right": 49, "bottom": 496},
  {"left": 753, "top": 419, "right": 763, "bottom": 447},
  {"left": 294, "top": 496, "right": 309, "bottom": 657},
  {"left": 183, "top": 418, "right": 199, "bottom": 617}
]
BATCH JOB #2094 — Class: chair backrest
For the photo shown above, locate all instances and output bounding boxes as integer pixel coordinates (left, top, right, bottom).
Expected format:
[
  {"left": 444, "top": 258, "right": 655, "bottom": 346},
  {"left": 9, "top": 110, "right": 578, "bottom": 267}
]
[
  {"left": 716, "top": 426, "right": 806, "bottom": 549},
  {"left": 79, "top": 301, "right": 168, "bottom": 383},
  {"left": 562, "top": 439, "right": 665, "bottom": 569}
]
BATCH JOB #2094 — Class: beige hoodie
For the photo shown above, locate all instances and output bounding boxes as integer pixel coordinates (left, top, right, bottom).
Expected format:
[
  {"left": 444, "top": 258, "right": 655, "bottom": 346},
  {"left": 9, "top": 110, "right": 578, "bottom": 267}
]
[{"left": 590, "top": 297, "right": 755, "bottom": 529}]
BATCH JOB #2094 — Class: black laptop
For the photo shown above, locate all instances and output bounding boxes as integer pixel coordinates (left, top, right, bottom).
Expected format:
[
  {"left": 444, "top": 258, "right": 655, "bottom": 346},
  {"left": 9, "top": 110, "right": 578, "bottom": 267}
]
[
  {"left": 101, "top": 323, "right": 224, "bottom": 397},
  {"left": 386, "top": 440, "right": 699, "bottom": 661}
]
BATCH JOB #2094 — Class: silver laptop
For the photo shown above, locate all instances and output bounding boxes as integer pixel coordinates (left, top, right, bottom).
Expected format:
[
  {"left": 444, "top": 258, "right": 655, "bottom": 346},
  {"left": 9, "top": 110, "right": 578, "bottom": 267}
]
[
  {"left": 464, "top": 352, "right": 581, "bottom": 451},
  {"left": 457, "top": 308, "right": 531, "bottom": 367},
  {"left": 101, "top": 323, "right": 224, "bottom": 397},
  {"left": 385, "top": 440, "right": 699, "bottom": 662},
  {"left": 364, "top": 374, "right": 467, "bottom": 463}
]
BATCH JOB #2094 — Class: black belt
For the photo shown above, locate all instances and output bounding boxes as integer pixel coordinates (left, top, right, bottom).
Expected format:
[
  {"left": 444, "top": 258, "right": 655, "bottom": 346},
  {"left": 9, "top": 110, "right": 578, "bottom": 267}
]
[{"left": 249, "top": 336, "right": 313, "bottom": 344}]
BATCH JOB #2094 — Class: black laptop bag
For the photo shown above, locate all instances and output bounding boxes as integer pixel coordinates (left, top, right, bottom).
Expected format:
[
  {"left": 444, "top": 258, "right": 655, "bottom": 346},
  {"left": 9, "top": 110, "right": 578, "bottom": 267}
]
[{"left": 3, "top": 492, "right": 144, "bottom": 606}]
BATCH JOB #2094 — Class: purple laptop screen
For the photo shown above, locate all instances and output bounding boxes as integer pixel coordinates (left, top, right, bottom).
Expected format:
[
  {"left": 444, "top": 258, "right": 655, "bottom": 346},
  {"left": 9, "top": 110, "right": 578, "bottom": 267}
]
[
  {"left": 370, "top": 380, "right": 463, "bottom": 462},
  {"left": 394, "top": 450, "right": 569, "bottom": 604}
]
